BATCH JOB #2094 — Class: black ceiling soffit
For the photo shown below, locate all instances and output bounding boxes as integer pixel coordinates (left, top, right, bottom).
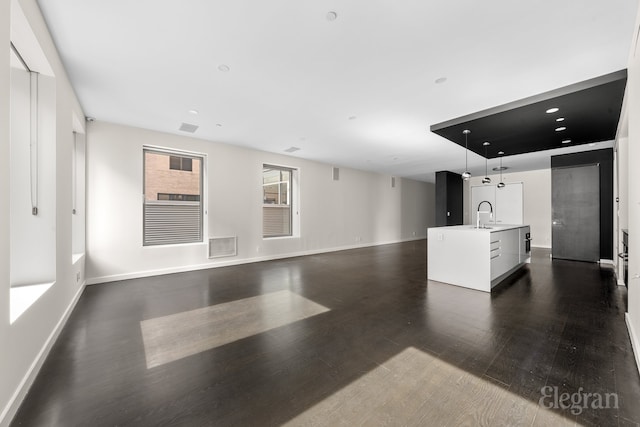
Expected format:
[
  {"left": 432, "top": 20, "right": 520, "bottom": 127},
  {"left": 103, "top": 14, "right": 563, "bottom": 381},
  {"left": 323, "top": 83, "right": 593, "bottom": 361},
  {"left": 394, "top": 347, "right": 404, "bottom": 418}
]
[{"left": 430, "top": 70, "right": 627, "bottom": 159}]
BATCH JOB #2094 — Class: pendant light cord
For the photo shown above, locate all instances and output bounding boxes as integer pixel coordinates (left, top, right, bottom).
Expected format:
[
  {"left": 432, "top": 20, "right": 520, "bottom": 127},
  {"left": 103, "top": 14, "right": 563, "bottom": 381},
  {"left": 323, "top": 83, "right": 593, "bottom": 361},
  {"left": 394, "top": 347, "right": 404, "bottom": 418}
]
[
  {"left": 485, "top": 146, "right": 488, "bottom": 176},
  {"left": 461, "top": 130, "right": 471, "bottom": 180},
  {"left": 465, "top": 134, "right": 468, "bottom": 171}
]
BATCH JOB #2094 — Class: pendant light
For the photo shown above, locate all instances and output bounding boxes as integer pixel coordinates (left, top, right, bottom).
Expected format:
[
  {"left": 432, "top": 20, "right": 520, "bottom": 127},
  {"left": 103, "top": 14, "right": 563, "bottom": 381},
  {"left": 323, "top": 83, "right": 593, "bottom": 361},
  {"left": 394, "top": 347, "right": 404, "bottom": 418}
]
[
  {"left": 482, "top": 142, "right": 491, "bottom": 184},
  {"left": 497, "top": 151, "right": 506, "bottom": 189},
  {"left": 461, "top": 129, "right": 471, "bottom": 180}
]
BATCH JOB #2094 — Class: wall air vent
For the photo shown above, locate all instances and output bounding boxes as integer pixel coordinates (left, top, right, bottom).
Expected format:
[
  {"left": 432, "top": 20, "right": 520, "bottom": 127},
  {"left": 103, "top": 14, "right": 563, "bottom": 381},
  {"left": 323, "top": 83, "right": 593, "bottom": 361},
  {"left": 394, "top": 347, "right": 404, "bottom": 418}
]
[
  {"left": 179, "top": 123, "right": 199, "bottom": 133},
  {"left": 332, "top": 167, "right": 340, "bottom": 181},
  {"left": 209, "top": 236, "right": 237, "bottom": 258},
  {"left": 391, "top": 177, "right": 396, "bottom": 188}
]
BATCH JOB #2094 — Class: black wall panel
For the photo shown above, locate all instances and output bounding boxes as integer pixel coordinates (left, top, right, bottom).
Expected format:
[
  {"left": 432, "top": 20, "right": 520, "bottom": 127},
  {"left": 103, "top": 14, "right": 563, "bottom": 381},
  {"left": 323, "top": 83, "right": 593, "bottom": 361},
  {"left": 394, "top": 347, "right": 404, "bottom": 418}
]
[
  {"left": 551, "top": 148, "right": 613, "bottom": 260},
  {"left": 435, "top": 171, "right": 463, "bottom": 226}
]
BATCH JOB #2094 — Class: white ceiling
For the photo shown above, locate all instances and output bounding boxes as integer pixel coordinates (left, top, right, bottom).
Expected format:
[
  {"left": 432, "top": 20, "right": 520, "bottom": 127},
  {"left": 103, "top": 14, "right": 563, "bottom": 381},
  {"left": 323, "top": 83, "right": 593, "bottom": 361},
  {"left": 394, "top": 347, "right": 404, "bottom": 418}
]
[{"left": 36, "top": 0, "right": 638, "bottom": 182}]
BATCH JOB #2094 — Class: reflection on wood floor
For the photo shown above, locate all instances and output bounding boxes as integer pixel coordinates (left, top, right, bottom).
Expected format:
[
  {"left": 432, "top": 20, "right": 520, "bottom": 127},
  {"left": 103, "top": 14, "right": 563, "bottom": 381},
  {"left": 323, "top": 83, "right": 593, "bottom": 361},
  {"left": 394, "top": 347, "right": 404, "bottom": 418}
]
[{"left": 11, "top": 241, "right": 640, "bottom": 426}]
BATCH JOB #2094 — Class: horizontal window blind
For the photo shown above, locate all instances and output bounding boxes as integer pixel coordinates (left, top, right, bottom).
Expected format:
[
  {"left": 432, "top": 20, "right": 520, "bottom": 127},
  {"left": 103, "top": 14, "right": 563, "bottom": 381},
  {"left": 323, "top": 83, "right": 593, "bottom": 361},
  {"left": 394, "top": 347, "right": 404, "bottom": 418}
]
[
  {"left": 143, "top": 202, "right": 202, "bottom": 246},
  {"left": 263, "top": 206, "right": 291, "bottom": 237}
]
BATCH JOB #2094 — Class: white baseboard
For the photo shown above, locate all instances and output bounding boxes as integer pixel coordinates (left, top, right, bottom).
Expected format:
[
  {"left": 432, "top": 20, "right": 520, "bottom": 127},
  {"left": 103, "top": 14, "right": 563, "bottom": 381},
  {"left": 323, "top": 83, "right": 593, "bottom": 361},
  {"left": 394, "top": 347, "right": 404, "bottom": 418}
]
[
  {"left": 600, "top": 259, "right": 615, "bottom": 266},
  {"left": 531, "top": 244, "right": 552, "bottom": 249},
  {"left": 626, "top": 313, "right": 640, "bottom": 377},
  {"left": 0, "top": 282, "right": 86, "bottom": 427},
  {"left": 618, "top": 279, "right": 627, "bottom": 286},
  {"left": 87, "top": 236, "right": 426, "bottom": 285}
]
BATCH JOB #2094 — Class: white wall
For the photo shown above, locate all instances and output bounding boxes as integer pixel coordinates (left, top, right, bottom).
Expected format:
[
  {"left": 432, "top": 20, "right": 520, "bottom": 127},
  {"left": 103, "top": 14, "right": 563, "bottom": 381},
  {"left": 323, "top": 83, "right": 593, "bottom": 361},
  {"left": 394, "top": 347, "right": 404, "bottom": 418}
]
[
  {"left": 616, "top": 134, "right": 628, "bottom": 282},
  {"left": 86, "top": 121, "right": 435, "bottom": 283},
  {"left": 0, "top": 0, "right": 87, "bottom": 425},
  {"left": 464, "top": 169, "right": 551, "bottom": 248},
  {"left": 624, "top": 4, "right": 640, "bottom": 374},
  {"left": 0, "top": 0, "right": 11, "bottom": 420}
]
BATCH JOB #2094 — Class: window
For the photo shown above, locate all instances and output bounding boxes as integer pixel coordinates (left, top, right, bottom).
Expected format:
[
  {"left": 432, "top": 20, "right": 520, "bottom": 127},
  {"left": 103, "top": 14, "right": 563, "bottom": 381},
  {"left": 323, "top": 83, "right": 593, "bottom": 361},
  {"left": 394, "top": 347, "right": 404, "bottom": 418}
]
[
  {"left": 169, "top": 156, "right": 192, "bottom": 171},
  {"left": 9, "top": 10, "right": 58, "bottom": 323},
  {"left": 71, "top": 129, "right": 86, "bottom": 262},
  {"left": 263, "top": 165, "right": 293, "bottom": 237},
  {"left": 143, "top": 148, "right": 203, "bottom": 246}
]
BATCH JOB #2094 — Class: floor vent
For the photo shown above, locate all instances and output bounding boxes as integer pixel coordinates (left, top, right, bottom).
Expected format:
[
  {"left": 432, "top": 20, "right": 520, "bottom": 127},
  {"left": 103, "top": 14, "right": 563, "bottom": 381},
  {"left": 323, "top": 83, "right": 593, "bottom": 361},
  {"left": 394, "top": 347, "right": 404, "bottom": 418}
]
[{"left": 209, "top": 236, "right": 237, "bottom": 258}]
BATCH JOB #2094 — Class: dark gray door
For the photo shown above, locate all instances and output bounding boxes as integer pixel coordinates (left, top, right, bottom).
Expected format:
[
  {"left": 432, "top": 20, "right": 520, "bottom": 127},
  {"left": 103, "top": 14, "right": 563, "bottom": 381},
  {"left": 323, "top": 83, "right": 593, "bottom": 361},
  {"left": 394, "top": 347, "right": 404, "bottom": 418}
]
[{"left": 552, "top": 164, "right": 600, "bottom": 262}]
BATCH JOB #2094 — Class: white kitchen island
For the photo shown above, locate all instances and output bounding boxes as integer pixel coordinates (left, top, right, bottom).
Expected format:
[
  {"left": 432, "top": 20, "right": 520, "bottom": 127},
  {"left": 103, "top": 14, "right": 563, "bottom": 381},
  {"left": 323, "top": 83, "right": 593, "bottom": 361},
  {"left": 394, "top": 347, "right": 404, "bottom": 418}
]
[{"left": 427, "top": 225, "right": 531, "bottom": 292}]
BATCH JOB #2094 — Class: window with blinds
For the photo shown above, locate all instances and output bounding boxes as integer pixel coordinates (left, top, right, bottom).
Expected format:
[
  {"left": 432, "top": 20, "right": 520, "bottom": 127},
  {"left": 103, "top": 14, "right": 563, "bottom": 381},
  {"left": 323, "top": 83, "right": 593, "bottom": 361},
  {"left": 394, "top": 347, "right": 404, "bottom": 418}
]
[
  {"left": 143, "top": 148, "right": 203, "bottom": 246},
  {"left": 263, "top": 165, "right": 293, "bottom": 238}
]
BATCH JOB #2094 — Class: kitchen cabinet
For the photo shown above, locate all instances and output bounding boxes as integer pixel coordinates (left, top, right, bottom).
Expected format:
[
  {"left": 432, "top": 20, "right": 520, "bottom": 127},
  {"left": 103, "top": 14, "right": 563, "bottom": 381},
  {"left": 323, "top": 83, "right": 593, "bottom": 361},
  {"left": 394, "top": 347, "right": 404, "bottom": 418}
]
[
  {"left": 470, "top": 183, "right": 523, "bottom": 225},
  {"left": 428, "top": 224, "right": 531, "bottom": 292},
  {"left": 490, "top": 229, "right": 520, "bottom": 280}
]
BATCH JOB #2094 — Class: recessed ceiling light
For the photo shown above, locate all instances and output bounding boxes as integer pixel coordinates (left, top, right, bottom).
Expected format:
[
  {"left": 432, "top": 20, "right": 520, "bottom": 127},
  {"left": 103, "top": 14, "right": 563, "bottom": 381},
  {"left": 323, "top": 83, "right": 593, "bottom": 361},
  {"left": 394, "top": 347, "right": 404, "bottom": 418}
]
[
  {"left": 188, "top": 109, "right": 198, "bottom": 115},
  {"left": 326, "top": 11, "right": 338, "bottom": 21},
  {"left": 555, "top": 126, "right": 567, "bottom": 132},
  {"left": 562, "top": 139, "right": 571, "bottom": 144},
  {"left": 556, "top": 117, "right": 564, "bottom": 122},
  {"left": 348, "top": 116, "right": 357, "bottom": 120},
  {"left": 218, "top": 64, "right": 230, "bottom": 72},
  {"left": 435, "top": 77, "right": 447, "bottom": 84},
  {"left": 546, "top": 107, "right": 559, "bottom": 114},
  {"left": 498, "top": 151, "right": 504, "bottom": 155},
  {"left": 492, "top": 166, "right": 508, "bottom": 171}
]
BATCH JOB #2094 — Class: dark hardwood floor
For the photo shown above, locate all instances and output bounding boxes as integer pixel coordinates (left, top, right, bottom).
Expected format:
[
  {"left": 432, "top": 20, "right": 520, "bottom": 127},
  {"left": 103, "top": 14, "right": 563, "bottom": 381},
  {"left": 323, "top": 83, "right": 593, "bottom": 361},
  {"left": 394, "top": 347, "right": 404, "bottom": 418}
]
[{"left": 11, "top": 241, "right": 640, "bottom": 426}]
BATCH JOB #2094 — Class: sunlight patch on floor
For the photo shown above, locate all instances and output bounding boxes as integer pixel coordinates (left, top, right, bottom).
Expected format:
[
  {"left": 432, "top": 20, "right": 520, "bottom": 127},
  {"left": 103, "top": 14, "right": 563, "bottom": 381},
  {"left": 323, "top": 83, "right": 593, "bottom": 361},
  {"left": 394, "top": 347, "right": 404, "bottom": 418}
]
[
  {"left": 284, "top": 346, "right": 574, "bottom": 426},
  {"left": 140, "top": 290, "right": 329, "bottom": 368},
  {"left": 10, "top": 282, "right": 54, "bottom": 324}
]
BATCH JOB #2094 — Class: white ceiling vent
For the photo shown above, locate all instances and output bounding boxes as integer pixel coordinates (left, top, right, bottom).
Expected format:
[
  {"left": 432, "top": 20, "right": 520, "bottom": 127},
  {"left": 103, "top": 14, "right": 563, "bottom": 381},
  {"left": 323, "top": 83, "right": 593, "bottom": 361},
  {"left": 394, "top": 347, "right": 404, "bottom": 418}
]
[
  {"left": 284, "top": 146, "right": 300, "bottom": 153},
  {"left": 179, "top": 123, "right": 199, "bottom": 133},
  {"left": 332, "top": 167, "right": 339, "bottom": 181}
]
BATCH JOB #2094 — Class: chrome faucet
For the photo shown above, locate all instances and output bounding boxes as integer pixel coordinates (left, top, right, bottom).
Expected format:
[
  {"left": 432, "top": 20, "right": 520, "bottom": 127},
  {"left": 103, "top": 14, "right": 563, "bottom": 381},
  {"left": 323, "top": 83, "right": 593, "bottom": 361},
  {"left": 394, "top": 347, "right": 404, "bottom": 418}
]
[{"left": 476, "top": 201, "right": 493, "bottom": 228}]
